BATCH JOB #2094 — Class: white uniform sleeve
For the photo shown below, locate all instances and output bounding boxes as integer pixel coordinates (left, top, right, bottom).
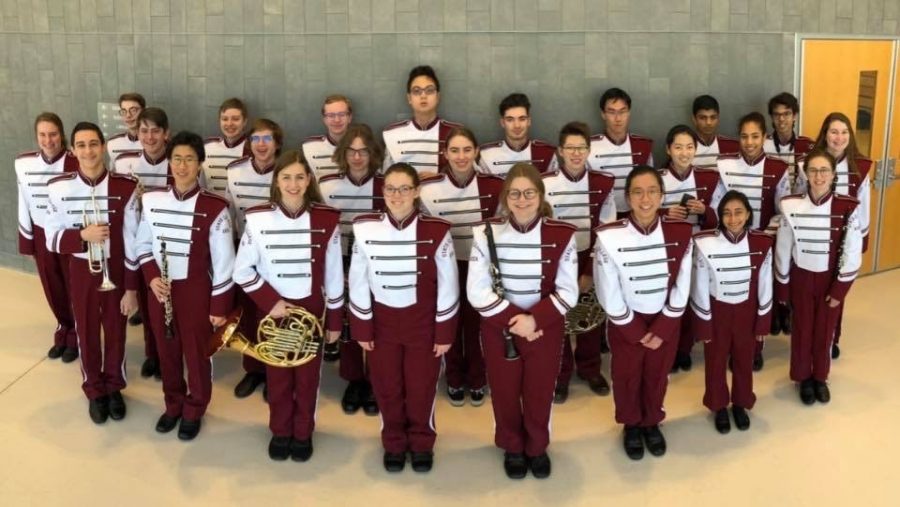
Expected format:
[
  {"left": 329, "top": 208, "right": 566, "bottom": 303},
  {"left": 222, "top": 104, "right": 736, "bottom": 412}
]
[
  {"left": 233, "top": 227, "right": 264, "bottom": 293},
  {"left": 466, "top": 225, "right": 510, "bottom": 318},
  {"left": 434, "top": 230, "right": 460, "bottom": 323},
  {"left": 324, "top": 224, "right": 345, "bottom": 310},
  {"left": 551, "top": 235, "right": 579, "bottom": 314},
  {"left": 661, "top": 239, "right": 692, "bottom": 318},
  {"left": 857, "top": 173, "right": 871, "bottom": 240},
  {"left": 757, "top": 245, "right": 774, "bottom": 318},
  {"left": 708, "top": 181, "right": 726, "bottom": 221},
  {"left": 690, "top": 241, "right": 712, "bottom": 322},
  {"left": 774, "top": 211, "right": 794, "bottom": 288},
  {"left": 44, "top": 184, "right": 68, "bottom": 253},
  {"left": 794, "top": 160, "right": 808, "bottom": 194},
  {"left": 134, "top": 198, "right": 154, "bottom": 268},
  {"left": 593, "top": 234, "right": 635, "bottom": 327},
  {"left": 209, "top": 207, "right": 236, "bottom": 297},
  {"left": 348, "top": 224, "right": 373, "bottom": 321},
  {"left": 598, "top": 194, "right": 617, "bottom": 224},
  {"left": 122, "top": 186, "right": 141, "bottom": 275},
  {"left": 837, "top": 205, "right": 863, "bottom": 284},
  {"left": 16, "top": 171, "right": 33, "bottom": 244},
  {"left": 773, "top": 169, "right": 792, "bottom": 216}
]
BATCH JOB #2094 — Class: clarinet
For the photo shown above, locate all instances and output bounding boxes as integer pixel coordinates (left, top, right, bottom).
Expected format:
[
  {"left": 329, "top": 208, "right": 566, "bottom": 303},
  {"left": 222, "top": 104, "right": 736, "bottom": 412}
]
[
  {"left": 160, "top": 240, "right": 175, "bottom": 340},
  {"left": 485, "top": 222, "right": 519, "bottom": 361}
]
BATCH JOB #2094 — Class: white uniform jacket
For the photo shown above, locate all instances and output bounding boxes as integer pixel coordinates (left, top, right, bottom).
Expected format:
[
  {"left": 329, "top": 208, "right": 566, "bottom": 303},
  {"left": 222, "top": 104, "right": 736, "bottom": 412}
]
[
  {"left": 578, "top": 132, "right": 654, "bottom": 212},
  {"left": 225, "top": 156, "right": 275, "bottom": 237},
  {"left": 795, "top": 156, "right": 872, "bottom": 249},
  {"left": 715, "top": 153, "right": 791, "bottom": 233},
  {"left": 693, "top": 135, "right": 739, "bottom": 169},
  {"left": 382, "top": 117, "right": 462, "bottom": 174},
  {"left": 106, "top": 132, "right": 142, "bottom": 160},
  {"left": 319, "top": 172, "right": 385, "bottom": 257},
  {"left": 15, "top": 149, "right": 79, "bottom": 254},
  {"left": 301, "top": 134, "right": 340, "bottom": 179},
  {"left": 477, "top": 139, "right": 556, "bottom": 176},
  {"left": 114, "top": 151, "right": 172, "bottom": 191},
  {"left": 659, "top": 165, "right": 724, "bottom": 230},
  {"left": 202, "top": 135, "right": 248, "bottom": 196}
]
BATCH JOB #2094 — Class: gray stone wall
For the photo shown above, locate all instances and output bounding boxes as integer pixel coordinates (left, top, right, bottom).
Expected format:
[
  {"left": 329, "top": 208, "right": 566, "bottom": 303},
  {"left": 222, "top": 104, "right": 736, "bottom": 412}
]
[{"left": 2, "top": 0, "right": 898, "bottom": 271}]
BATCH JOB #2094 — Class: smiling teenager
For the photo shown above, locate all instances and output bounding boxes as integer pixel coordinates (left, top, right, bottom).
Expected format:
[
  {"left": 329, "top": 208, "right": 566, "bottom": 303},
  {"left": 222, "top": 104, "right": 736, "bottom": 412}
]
[
  {"left": 201, "top": 98, "right": 251, "bottom": 197},
  {"left": 107, "top": 92, "right": 146, "bottom": 160},
  {"left": 302, "top": 94, "right": 354, "bottom": 179},
  {"left": 478, "top": 93, "right": 557, "bottom": 176}
]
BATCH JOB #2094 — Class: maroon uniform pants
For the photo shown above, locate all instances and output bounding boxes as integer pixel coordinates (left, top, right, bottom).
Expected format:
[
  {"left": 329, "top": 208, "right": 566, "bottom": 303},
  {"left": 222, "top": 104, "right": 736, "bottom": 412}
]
[
  {"left": 135, "top": 276, "right": 158, "bottom": 360},
  {"left": 608, "top": 313, "right": 679, "bottom": 427},
  {"left": 703, "top": 299, "right": 758, "bottom": 412},
  {"left": 789, "top": 267, "right": 840, "bottom": 382},
  {"left": 147, "top": 278, "right": 213, "bottom": 421},
  {"left": 31, "top": 226, "right": 76, "bottom": 348},
  {"left": 68, "top": 258, "right": 127, "bottom": 400},
  {"left": 676, "top": 308, "right": 696, "bottom": 356},
  {"left": 445, "top": 262, "right": 486, "bottom": 390},
  {"left": 263, "top": 296, "right": 324, "bottom": 440},
  {"left": 558, "top": 324, "right": 603, "bottom": 386},
  {"left": 483, "top": 320, "right": 564, "bottom": 457}
]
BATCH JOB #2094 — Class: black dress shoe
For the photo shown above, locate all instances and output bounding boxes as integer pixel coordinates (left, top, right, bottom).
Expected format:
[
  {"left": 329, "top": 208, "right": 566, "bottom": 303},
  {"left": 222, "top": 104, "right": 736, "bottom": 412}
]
[
  {"left": 234, "top": 372, "right": 265, "bottom": 398},
  {"left": 410, "top": 451, "right": 433, "bottom": 473},
  {"left": 383, "top": 452, "right": 406, "bottom": 472},
  {"left": 128, "top": 311, "right": 143, "bottom": 326},
  {"left": 528, "top": 453, "right": 551, "bottom": 479},
  {"left": 714, "top": 408, "right": 731, "bottom": 434},
  {"left": 322, "top": 341, "right": 340, "bottom": 362},
  {"left": 155, "top": 413, "right": 180, "bottom": 433},
  {"left": 814, "top": 380, "right": 831, "bottom": 404},
  {"left": 290, "top": 438, "right": 313, "bottom": 462},
  {"left": 731, "top": 406, "right": 750, "bottom": 430},
  {"left": 108, "top": 391, "right": 126, "bottom": 420},
  {"left": 447, "top": 386, "right": 466, "bottom": 407},
  {"left": 752, "top": 353, "right": 764, "bottom": 372},
  {"left": 624, "top": 426, "right": 644, "bottom": 460},
  {"left": 469, "top": 388, "right": 486, "bottom": 407},
  {"left": 61, "top": 347, "right": 79, "bottom": 363},
  {"left": 268, "top": 436, "right": 291, "bottom": 461},
  {"left": 362, "top": 383, "right": 379, "bottom": 416},
  {"left": 553, "top": 384, "right": 569, "bottom": 404},
  {"left": 586, "top": 374, "right": 611, "bottom": 396},
  {"left": 140, "top": 357, "right": 159, "bottom": 379},
  {"left": 177, "top": 418, "right": 202, "bottom": 441},
  {"left": 831, "top": 343, "right": 841, "bottom": 359},
  {"left": 341, "top": 380, "right": 364, "bottom": 414},
  {"left": 643, "top": 425, "right": 667, "bottom": 457},
  {"left": 503, "top": 452, "right": 528, "bottom": 479},
  {"left": 47, "top": 344, "right": 65, "bottom": 359},
  {"left": 89, "top": 396, "right": 109, "bottom": 424},
  {"left": 799, "top": 378, "right": 816, "bottom": 405}
]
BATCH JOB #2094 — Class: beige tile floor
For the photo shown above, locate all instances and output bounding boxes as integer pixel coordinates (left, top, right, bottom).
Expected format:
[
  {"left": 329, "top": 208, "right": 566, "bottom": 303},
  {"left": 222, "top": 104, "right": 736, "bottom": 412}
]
[{"left": 1, "top": 266, "right": 898, "bottom": 506}]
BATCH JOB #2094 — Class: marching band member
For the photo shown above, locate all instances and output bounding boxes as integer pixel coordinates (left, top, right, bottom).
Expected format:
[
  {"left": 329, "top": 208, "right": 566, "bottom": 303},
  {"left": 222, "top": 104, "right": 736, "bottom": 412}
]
[
  {"left": 467, "top": 163, "right": 578, "bottom": 479},
  {"left": 349, "top": 163, "right": 459, "bottom": 473},
  {"left": 796, "top": 113, "right": 873, "bottom": 359},
  {"left": 382, "top": 65, "right": 462, "bottom": 175},
  {"left": 543, "top": 121, "right": 616, "bottom": 402},
  {"left": 201, "top": 97, "right": 250, "bottom": 197},
  {"left": 234, "top": 149, "right": 344, "bottom": 462},
  {"left": 114, "top": 107, "right": 173, "bottom": 379},
  {"left": 226, "top": 118, "right": 284, "bottom": 399},
  {"left": 690, "top": 95, "right": 740, "bottom": 169},
  {"left": 302, "top": 94, "right": 353, "bottom": 179},
  {"left": 594, "top": 166, "right": 693, "bottom": 460},
  {"left": 319, "top": 124, "right": 385, "bottom": 416},
  {"left": 584, "top": 87, "right": 654, "bottom": 215},
  {"left": 763, "top": 92, "right": 815, "bottom": 168},
  {"left": 660, "top": 125, "right": 724, "bottom": 372},
  {"left": 106, "top": 92, "right": 145, "bottom": 160},
  {"left": 16, "top": 112, "right": 79, "bottom": 361},
  {"left": 45, "top": 122, "right": 140, "bottom": 424},
  {"left": 717, "top": 112, "right": 791, "bottom": 371},
  {"left": 692, "top": 190, "right": 773, "bottom": 433},
  {"left": 419, "top": 127, "right": 503, "bottom": 407},
  {"left": 135, "top": 131, "right": 235, "bottom": 440},
  {"left": 478, "top": 93, "right": 556, "bottom": 176},
  {"left": 775, "top": 149, "right": 862, "bottom": 406}
]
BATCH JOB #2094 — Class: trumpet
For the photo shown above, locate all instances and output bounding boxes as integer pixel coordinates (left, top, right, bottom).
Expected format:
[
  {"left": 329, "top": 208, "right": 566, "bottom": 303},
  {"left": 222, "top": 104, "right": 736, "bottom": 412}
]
[{"left": 83, "top": 187, "right": 117, "bottom": 292}]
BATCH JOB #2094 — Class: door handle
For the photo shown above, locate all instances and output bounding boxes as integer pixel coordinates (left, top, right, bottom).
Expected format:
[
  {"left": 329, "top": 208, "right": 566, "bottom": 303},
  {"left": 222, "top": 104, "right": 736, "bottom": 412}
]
[{"left": 888, "top": 159, "right": 898, "bottom": 186}]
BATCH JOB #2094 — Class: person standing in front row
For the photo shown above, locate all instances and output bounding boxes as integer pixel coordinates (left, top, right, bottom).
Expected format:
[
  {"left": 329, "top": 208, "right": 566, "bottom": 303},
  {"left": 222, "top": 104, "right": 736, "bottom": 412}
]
[
  {"left": 467, "top": 163, "right": 578, "bottom": 479},
  {"left": 349, "top": 163, "right": 459, "bottom": 474},
  {"left": 594, "top": 166, "right": 693, "bottom": 460}
]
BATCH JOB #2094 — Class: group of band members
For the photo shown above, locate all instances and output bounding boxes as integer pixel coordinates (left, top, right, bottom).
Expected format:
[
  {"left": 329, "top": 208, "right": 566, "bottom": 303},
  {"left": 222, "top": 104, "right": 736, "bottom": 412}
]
[{"left": 14, "top": 64, "right": 865, "bottom": 478}]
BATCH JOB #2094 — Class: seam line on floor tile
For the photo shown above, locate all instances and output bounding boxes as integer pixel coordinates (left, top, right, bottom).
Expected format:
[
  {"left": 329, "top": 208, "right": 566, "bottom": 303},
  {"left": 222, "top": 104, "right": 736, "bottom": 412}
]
[{"left": 0, "top": 358, "right": 47, "bottom": 396}]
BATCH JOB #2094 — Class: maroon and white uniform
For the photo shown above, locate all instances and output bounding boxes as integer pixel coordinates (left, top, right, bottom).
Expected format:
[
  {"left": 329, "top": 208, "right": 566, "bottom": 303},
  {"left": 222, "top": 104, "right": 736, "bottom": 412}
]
[
  {"left": 233, "top": 202, "right": 344, "bottom": 441},
  {"left": 45, "top": 170, "right": 140, "bottom": 400},
  {"left": 16, "top": 150, "right": 79, "bottom": 349},
  {"left": 106, "top": 132, "right": 142, "bottom": 160},
  {"left": 113, "top": 151, "right": 172, "bottom": 191},
  {"left": 716, "top": 154, "right": 791, "bottom": 233},
  {"left": 660, "top": 165, "right": 724, "bottom": 230},
  {"left": 319, "top": 172, "right": 385, "bottom": 382},
  {"left": 382, "top": 118, "right": 461, "bottom": 174},
  {"left": 201, "top": 135, "right": 249, "bottom": 197},
  {"left": 692, "top": 229, "right": 773, "bottom": 412},
  {"left": 775, "top": 192, "right": 861, "bottom": 383},
  {"left": 225, "top": 156, "right": 275, "bottom": 237},
  {"left": 593, "top": 215, "right": 692, "bottom": 428},
  {"left": 693, "top": 135, "right": 740, "bottom": 170},
  {"left": 301, "top": 134, "right": 340, "bottom": 179},
  {"left": 763, "top": 133, "right": 814, "bottom": 165},
  {"left": 419, "top": 172, "right": 503, "bottom": 392},
  {"left": 348, "top": 212, "right": 459, "bottom": 454},
  {"left": 478, "top": 139, "right": 556, "bottom": 176},
  {"left": 135, "top": 185, "right": 235, "bottom": 421},
  {"left": 796, "top": 156, "right": 872, "bottom": 250},
  {"left": 585, "top": 133, "right": 654, "bottom": 213},
  {"left": 467, "top": 216, "right": 578, "bottom": 457},
  {"left": 542, "top": 167, "right": 616, "bottom": 386}
]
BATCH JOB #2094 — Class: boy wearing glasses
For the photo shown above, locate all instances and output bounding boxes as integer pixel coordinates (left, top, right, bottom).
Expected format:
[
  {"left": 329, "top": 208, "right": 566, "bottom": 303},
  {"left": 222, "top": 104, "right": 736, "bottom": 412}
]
[
  {"left": 478, "top": 93, "right": 557, "bottom": 176},
  {"left": 202, "top": 98, "right": 251, "bottom": 197},
  {"left": 763, "top": 92, "right": 814, "bottom": 166},
  {"left": 107, "top": 92, "right": 146, "bottom": 160},
  {"left": 382, "top": 65, "right": 463, "bottom": 175},
  {"left": 303, "top": 94, "right": 354, "bottom": 179}
]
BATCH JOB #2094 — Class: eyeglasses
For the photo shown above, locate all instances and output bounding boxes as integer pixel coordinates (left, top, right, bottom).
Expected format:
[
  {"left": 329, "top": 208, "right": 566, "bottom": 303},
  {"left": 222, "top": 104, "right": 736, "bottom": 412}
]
[
  {"left": 384, "top": 185, "right": 415, "bottom": 196},
  {"left": 410, "top": 86, "right": 437, "bottom": 97},
  {"left": 508, "top": 189, "right": 539, "bottom": 201},
  {"left": 561, "top": 145, "right": 589, "bottom": 154},
  {"left": 346, "top": 147, "right": 370, "bottom": 158},
  {"left": 251, "top": 134, "right": 274, "bottom": 143},
  {"left": 170, "top": 156, "right": 198, "bottom": 166},
  {"left": 119, "top": 107, "right": 141, "bottom": 116},
  {"left": 603, "top": 108, "right": 630, "bottom": 118},
  {"left": 323, "top": 112, "right": 350, "bottom": 120},
  {"left": 629, "top": 188, "right": 661, "bottom": 199},
  {"left": 807, "top": 168, "right": 833, "bottom": 176}
]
